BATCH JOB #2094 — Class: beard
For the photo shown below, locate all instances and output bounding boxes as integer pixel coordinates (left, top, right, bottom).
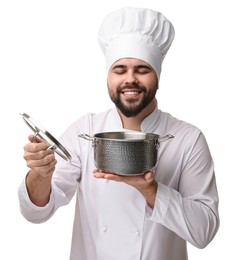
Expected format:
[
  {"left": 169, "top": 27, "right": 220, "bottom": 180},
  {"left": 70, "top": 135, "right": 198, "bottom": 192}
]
[{"left": 108, "top": 83, "right": 158, "bottom": 117}]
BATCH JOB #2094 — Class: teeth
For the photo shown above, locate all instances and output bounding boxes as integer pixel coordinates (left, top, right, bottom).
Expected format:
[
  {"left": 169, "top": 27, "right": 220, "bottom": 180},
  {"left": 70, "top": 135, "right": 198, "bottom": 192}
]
[{"left": 124, "top": 91, "right": 139, "bottom": 95}]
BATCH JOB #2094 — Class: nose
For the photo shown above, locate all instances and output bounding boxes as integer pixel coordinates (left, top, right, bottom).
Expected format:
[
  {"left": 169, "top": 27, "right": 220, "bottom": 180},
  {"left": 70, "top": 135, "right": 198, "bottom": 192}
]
[{"left": 124, "top": 71, "right": 138, "bottom": 85}]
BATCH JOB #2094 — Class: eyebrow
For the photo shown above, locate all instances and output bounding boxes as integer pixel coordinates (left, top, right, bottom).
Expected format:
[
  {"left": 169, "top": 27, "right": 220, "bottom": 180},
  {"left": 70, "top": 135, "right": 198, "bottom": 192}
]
[
  {"left": 112, "top": 65, "right": 126, "bottom": 69},
  {"left": 135, "top": 65, "right": 152, "bottom": 69},
  {"left": 112, "top": 64, "right": 151, "bottom": 70}
]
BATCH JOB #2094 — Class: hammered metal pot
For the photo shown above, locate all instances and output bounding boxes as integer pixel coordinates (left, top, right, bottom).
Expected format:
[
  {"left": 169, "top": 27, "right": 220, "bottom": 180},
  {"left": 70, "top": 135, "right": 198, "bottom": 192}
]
[{"left": 79, "top": 131, "right": 174, "bottom": 176}]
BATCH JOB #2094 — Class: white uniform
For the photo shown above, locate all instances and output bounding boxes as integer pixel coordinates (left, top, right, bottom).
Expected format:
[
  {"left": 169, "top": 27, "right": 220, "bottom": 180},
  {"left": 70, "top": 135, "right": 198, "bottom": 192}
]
[{"left": 18, "top": 107, "right": 219, "bottom": 260}]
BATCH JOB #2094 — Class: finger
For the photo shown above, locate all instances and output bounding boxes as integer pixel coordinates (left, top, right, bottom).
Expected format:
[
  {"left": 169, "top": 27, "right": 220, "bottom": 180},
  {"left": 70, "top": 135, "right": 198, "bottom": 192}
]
[
  {"left": 28, "top": 134, "right": 44, "bottom": 143},
  {"left": 93, "top": 169, "right": 121, "bottom": 180},
  {"left": 24, "top": 145, "right": 55, "bottom": 164},
  {"left": 30, "top": 158, "right": 57, "bottom": 177},
  {"left": 103, "top": 173, "right": 139, "bottom": 183},
  {"left": 144, "top": 172, "right": 155, "bottom": 183},
  {"left": 93, "top": 170, "right": 106, "bottom": 178},
  {"left": 24, "top": 140, "right": 52, "bottom": 154},
  {"left": 28, "top": 134, "right": 52, "bottom": 148},
  {"left": 26, "top": 153, "right": 56, "bottom": 168}
]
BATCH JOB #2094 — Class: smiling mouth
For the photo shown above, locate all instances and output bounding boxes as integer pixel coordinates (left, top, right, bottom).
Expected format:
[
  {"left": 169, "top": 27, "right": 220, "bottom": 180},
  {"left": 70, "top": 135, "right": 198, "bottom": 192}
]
[{"left": 121, "top": 90, "right": 143, "bottom": 96}]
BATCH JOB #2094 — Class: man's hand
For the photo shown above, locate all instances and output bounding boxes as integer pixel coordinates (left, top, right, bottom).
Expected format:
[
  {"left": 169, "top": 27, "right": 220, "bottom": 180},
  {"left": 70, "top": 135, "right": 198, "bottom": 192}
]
[
  {"left": 24, "top": 134, "right": 57, "bottom": 178},
  {"left": 23, "top": 135, "right": 57, "bottom": 206}
]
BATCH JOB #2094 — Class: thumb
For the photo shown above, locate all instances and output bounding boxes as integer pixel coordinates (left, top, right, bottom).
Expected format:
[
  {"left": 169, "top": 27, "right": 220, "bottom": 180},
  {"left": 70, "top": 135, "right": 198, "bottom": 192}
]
[
  {"left": 28, "top": 134, "right": 44, "bottom": 143},
  {"left": 144, "top": 172, "right": 155, "bottom": 183}
]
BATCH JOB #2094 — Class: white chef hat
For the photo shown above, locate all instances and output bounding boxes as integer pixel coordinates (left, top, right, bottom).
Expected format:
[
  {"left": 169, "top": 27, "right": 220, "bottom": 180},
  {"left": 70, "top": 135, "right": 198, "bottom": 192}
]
[{"left": 98, "top": 7, "right": 175, "bottom": 79}]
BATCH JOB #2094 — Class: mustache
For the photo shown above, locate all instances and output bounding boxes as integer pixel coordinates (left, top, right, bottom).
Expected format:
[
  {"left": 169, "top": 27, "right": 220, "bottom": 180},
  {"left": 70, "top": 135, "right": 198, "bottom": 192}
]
[{"left": 117, "top": 84, "right": 146, "bottom": 93}]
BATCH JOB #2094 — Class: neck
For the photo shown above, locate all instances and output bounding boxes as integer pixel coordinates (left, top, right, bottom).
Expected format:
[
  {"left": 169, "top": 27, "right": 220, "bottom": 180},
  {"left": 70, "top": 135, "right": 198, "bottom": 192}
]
[{"left": 118, "top": 98, "right": 157, "bottom": 131}]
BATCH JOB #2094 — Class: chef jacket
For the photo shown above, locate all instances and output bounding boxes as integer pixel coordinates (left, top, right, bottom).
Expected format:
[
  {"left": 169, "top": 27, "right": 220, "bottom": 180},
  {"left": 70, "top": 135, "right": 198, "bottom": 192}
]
[{"left": 18, "top": 107, "right": 219, "bottom": 260}]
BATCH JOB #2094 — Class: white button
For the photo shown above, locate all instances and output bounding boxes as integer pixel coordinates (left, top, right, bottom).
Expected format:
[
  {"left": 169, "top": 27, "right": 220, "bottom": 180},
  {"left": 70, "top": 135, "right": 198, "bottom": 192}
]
[
  {"left": 101, "top": 226, "right": 107, "bottom": 232},
  {"left": 135, "top": 230, "right": 140, "bottom": 236}
]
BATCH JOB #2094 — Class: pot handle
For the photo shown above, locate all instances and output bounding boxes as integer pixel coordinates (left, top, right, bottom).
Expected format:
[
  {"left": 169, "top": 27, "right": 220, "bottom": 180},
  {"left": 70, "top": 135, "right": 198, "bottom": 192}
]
[
  {"left": 158, "top": 134, "right": 174, "bottom": 142},
  {"left": 78, "top": 133, "right": 94, "bottom": 141}
]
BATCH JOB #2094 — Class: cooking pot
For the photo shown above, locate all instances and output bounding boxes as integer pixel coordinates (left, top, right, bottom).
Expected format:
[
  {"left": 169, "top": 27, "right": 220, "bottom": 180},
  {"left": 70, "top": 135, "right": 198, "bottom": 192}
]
[{"left": 79, "top": 131, "right": 174, "bottom": 176}]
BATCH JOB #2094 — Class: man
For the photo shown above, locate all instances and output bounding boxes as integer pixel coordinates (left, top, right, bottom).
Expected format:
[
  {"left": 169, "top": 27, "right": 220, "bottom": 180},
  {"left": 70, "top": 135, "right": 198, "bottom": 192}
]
[{"left": 18, "top": 7, "right": 219, "bottom": 260}]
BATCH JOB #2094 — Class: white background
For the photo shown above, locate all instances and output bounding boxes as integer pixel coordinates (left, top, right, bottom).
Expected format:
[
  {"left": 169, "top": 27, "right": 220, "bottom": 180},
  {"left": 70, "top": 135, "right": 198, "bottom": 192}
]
[{"left": 0, "top": 0, "right": 235, "bottom": 259}]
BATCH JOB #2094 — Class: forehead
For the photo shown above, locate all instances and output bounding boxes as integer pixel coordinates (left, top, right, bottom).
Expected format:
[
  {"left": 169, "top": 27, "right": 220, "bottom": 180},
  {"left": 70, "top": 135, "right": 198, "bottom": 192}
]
[{"left": 111, "top": 58, "right": 152, "bottom": 68}]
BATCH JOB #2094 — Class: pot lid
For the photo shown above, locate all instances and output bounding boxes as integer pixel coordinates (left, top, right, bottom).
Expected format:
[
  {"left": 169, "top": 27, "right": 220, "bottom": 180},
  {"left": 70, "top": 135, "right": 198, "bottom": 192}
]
[{"left": 20, "top": 113, "right": 71, "bottom": 161}]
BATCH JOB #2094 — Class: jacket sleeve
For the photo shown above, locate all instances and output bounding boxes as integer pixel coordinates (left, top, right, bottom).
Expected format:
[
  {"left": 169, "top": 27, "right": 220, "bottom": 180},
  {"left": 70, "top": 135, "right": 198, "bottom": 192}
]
[
  {"left": 18, "top": 119, "right": 83, "bottom": 223},
  {"left": 147, "top": 132, "right": 219, "bottom": 248},
  {"left": 18, "top": 177, "right": 71, "bottom": 223}
]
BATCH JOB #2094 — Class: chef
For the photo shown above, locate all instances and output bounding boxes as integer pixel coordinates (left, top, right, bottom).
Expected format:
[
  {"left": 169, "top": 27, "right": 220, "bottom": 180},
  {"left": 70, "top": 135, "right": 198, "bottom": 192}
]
[{"left": 18, "top": 7, "right": 219, "bottom": 260}]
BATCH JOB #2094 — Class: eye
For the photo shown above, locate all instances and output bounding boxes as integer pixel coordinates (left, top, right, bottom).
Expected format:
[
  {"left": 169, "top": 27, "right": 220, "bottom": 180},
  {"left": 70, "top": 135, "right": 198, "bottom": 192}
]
[
  {"left": 113, "top": 68, "right": 126, "bottom": 74},
  {"left": 136, "top": 68, "right": 150, "bottom": 74},
  {"left": 135, "top": 65, "right": 152, "bottom": 74}
]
